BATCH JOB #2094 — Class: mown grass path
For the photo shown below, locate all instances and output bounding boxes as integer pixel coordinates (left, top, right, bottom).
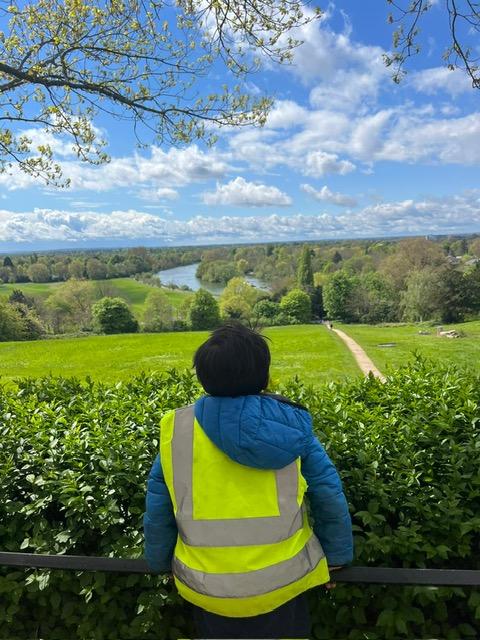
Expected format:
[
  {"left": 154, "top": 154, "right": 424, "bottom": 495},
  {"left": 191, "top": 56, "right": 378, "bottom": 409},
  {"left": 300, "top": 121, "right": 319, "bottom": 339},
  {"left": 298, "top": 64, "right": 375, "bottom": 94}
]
[{"left": 0, "top": 325, "right": 360, "bottom": 386}]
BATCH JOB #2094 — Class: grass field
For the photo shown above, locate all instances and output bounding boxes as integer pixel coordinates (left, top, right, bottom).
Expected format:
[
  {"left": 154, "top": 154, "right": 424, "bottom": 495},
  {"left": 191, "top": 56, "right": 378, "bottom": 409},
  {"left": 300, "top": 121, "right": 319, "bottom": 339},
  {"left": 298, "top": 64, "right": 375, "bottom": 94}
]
[
  {"left": 339, "top": 320, "right": 480, "bottom": 374},
  {"left": 0, "top": 325, "right": 359, "bottom": 385},
  {"left": 0, "top": 281, "right": 62, "bottom": 299},
  {"left": 0, "top": 278, "right": 193, "bottom": 318}
]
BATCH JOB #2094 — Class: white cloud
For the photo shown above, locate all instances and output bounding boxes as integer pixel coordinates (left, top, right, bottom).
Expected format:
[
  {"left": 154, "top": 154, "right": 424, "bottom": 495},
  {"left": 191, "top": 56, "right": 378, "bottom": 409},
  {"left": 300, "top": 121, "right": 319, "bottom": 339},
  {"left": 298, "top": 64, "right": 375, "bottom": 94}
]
[
  {"left": 0, "top": 144, "right": 229, "bottom": 192},
  {"left": 285, "top": 8, "right": 389, "bottom": 115},
  {"left": 138, "top": 187, "right": 179, "bottom": 201},
  {"left": 410, "top": 67, "right": 473, "bottom": 95},
  {"left": 265, "top": 100, "right": 310, "bottom": 129},
  {"left": 378, "top": 112, "right": 480, "bottom": 164},
  {"left": 2, "top": 191, "right": 479, "bottom": 246},
  {"left": 301, "top": 183, "right": 357, "bottom": 207},
  {"left": 303, "top": 151, "right": 356, "bottom": 177},
  {"left": 349, "top": 110, "right": 393, "bottom": 159},
  {"left": 202, "top": 177, "right": 292, "bottom": 207}
]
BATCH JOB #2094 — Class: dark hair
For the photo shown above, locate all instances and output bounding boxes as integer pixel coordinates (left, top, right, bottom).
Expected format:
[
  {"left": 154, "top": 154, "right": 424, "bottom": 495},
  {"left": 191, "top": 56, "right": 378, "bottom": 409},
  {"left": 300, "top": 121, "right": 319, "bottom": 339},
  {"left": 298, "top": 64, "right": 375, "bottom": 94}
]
[{"left": 193, "top": 322, "right": 271, "bottom": 397}]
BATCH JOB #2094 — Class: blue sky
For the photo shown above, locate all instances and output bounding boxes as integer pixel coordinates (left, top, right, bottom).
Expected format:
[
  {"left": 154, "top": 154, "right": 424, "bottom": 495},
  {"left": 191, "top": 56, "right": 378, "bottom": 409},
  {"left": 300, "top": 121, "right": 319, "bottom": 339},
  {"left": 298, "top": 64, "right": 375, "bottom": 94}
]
[{"left": 1, "top": 1, "right": 480, "bottom": 251}]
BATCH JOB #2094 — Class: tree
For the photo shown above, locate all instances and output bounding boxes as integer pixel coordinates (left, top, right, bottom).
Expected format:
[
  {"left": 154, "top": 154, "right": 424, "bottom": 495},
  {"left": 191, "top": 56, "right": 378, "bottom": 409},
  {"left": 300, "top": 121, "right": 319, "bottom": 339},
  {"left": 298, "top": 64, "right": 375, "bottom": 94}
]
[
  {"left": 323, "top": 271, "right": 356, "bottom": 321},
  {"left": 0, "top": 266, "right": 13, "bottom": 283},
  {"left": 27, "top": 262, "right": 50, "bottom": 283},
  {"left": 92, "top": 297, "right": 138, "bottom": 334},
  {"left": 0, "top": 1, "right": 319, "bottom": 183},
  {"left": 0, "top": 299, "right": 27, "bottom": 341},
  {"left": 350, "top": 272, "right": 398, "bottom": 323},
  {"left": 279, "top": 289, "right": 311, "bottom": 323},
  {"left": 143, "top": 289, "right": 175, "bottom": 332},
  {"left": 332, "top": 251, "right": 343, "bottom": 265},
  {"left": 45, "top": 279, "right": 97, "bottom": 333},
  {"left": 219, "top": 277, "right": 260, "bottom": 321},
  {"left": 189, "top": 289, "right": 220, "bottom": 330},
  {"left": 236, "top": 258, "right": 249, "bottom": 275},
  {"left": 8, "top": 300, "right": 44, "bottom": 339},
  {"left": 86, "top": 258, "right": 108, "bottom": 281},
  {"left": 8, "top": 289, "right": 33, "bottom": 307},
  {"left": 296, "top": 245, "right": 314, "bottom": 290},
  {"left": 379, "top": 237, "right": 445, "bottom": 290},
  {"left": 386, "top": 0, "right": 480, "bottom": 89},
  {"left": 196, "top": 260, "right": 238, "bottom": 284},
  {"left": 3, "top": 256, "right": 13, "bottom": 268},
  {"left": 401, "top": 268, "right": 441, "bottom": 322},
  {"left": 433, "top": 265, "right": 473, "bottom": 323},
  {"left": 310, "top": 285, "right": 324, "bottom": 320},
  {"left": 252, "top": 298, "right": 281, "bottom": 327},
  {"left": 51, "top": 259, "right": 69, "bottom": 281},
  {"left": 68, "top": 259, "right": 85, "bottom": 279},
  {"left": 469, "top": 237, "right": 480, "bottom": 257}
]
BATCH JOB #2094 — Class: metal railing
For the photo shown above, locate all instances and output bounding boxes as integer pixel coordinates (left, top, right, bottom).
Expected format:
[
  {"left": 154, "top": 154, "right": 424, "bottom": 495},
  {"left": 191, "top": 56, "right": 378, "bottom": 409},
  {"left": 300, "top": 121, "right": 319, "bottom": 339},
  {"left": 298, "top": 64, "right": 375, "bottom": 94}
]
[{"left": 1, "top": 552, "right": 480, "bottom": 586}]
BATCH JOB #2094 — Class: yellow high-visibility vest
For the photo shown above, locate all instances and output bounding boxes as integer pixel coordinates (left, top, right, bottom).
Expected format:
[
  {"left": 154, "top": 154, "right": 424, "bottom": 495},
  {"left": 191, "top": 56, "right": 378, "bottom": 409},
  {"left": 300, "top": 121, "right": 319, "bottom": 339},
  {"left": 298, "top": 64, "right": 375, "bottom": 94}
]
[{"left": 160, "top": 405, "right": 330, "bottom": 617}]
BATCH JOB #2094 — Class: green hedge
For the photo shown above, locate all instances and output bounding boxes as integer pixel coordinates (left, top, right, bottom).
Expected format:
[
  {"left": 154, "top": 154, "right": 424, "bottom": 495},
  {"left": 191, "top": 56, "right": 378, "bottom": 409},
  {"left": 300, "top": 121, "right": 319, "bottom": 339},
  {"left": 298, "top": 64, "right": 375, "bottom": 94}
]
[{"left": 0, "top": 360, "right": 479, "bottom": 639}]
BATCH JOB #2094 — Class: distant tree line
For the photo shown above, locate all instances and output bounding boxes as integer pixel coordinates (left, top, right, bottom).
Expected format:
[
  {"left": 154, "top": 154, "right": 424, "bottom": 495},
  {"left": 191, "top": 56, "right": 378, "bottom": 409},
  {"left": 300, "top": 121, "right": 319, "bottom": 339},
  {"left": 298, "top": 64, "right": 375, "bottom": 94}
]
[
  {"left": 0, "top": 246, "right": 203, "bottom": 284},
  {"left": 193, "top": 235, "right": 480, "bottom": 325},
  {"left": 1, "top": 234, "right": 480, "bottom": 341}
]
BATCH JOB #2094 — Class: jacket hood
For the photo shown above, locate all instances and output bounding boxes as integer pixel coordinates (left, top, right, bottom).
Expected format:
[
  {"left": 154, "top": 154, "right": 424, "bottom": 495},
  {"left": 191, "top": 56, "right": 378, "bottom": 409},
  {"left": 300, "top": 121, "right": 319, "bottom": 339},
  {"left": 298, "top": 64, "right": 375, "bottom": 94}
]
[{"left": 194, "top": 394, "right": 312, "bottom": 470}]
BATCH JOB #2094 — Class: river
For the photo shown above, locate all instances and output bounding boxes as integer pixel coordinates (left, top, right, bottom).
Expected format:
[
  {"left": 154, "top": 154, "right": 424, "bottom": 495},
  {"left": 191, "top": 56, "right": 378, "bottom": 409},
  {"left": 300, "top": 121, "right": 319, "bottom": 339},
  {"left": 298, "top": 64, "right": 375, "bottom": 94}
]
[{"left": 156, "top": 262, "right": 269, "bottom": 296}]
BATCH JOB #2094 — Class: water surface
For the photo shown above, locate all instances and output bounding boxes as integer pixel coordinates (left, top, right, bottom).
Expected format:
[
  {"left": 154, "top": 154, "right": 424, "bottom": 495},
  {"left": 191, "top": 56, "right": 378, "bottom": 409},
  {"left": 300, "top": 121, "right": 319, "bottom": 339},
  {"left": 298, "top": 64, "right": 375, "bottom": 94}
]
[{"left": 156, "top": 262, "right": 269, "bottom": 295}]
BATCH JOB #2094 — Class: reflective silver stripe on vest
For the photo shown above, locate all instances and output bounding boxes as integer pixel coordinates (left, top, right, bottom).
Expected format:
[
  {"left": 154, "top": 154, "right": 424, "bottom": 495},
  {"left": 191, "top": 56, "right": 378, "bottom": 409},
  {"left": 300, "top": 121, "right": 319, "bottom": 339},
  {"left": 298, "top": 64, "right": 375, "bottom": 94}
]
[
  {"left": 173, "top": 534, "right": 325, "bottom": 598},
  {"left": 171, "top": 405, "right": 304, "bottom": 547}
]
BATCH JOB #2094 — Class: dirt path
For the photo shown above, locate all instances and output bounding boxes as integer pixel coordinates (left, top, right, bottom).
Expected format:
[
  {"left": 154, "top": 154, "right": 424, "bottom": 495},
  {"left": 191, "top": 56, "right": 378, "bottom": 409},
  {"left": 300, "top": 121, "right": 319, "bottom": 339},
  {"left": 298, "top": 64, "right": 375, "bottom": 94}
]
[{"left": 330, "top": 327, "right": 386, "bottom": 382}]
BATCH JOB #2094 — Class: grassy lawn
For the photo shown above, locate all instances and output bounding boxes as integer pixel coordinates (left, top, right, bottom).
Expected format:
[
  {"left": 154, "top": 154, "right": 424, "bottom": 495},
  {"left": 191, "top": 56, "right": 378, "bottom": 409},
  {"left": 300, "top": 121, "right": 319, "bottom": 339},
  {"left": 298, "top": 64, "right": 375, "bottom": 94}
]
[
  {"left": 0, "top": 281, "right": 62, "bottom": 299},
  {"left": 0, "top": 278, "right": 193, "bottom": 318},
  {"left": 92, "top": 278, "right": 193, "bottom": 316},
  {"left": 339, "top": 320, "right": 480, "bottom": 374},
  {"left": 0, "top": 324, "right": 360, "bottom": 386}
]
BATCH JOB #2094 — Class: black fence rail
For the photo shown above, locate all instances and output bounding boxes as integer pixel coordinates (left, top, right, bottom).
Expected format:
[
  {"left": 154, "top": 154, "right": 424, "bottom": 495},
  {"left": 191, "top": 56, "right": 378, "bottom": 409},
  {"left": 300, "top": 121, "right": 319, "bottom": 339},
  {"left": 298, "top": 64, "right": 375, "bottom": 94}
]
[{"left": 1, "top": 552, "right": 480, "bottom": 586}]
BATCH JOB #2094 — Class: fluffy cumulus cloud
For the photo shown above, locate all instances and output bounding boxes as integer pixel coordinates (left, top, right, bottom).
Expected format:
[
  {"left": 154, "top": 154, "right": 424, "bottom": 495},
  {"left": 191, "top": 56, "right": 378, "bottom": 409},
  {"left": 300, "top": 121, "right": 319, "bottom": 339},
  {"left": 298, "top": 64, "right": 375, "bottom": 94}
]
[
  {"left": 138, "top": 187, "right": 179, "bottom": 202},
  {"left": 2, "top": 191, "right": 479, "bottom": 246},
  {"left": 377, "top": 112, "right": 480, "bottom": 164},
  {"left": 303, "top": 151, "right": 356, "bottom": 177},
  {"left": 410, "top": 67, "right": 473, "bottom": 96},
  {"left": 301, "top": 184, "right": 357, "bottom": 207},
  {"left": 287, "top": 10, "right": 389, "bottom": 112},
  {"left": 202, "top": 177, "right": 292, "bottom": 207},
  {"left": 223, "top": 8, "right": 480, "bottom": 174},
  {"left": 0, "top": 144, "right": 228, "bottom": 192}
]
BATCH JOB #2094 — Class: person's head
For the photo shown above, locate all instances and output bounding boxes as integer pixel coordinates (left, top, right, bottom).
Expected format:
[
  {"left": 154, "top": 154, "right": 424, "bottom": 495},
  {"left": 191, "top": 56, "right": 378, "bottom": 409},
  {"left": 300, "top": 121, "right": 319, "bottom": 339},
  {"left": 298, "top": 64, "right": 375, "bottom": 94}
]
[{"left": 193, "top": 322, "right": 271, "bottom": 397}]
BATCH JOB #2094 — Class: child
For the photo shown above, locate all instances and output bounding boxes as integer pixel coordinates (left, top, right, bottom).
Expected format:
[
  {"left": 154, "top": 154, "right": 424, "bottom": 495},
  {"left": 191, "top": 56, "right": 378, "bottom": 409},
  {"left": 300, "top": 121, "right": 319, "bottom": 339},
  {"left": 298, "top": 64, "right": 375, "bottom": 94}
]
[{"left": 144, "top": 322, "right": 353, "bottom": 639}]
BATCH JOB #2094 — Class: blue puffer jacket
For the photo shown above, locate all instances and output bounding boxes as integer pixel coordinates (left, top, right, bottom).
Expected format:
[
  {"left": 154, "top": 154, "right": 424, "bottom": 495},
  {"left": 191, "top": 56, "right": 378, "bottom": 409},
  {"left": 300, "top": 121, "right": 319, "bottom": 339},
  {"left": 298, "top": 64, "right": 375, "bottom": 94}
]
[{"left": 144, "top": 394, "right": 353, "bottom": 573}]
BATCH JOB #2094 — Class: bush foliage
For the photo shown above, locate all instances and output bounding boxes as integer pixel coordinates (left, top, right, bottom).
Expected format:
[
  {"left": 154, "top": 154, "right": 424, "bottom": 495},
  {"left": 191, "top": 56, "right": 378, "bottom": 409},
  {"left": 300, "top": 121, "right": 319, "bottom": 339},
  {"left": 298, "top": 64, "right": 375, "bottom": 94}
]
[
  {"left": 92, "top": 297, "right": 139, "bottom": 334},
  {"left": 0, "top": 359, "right": 479, "bottom": 639}
]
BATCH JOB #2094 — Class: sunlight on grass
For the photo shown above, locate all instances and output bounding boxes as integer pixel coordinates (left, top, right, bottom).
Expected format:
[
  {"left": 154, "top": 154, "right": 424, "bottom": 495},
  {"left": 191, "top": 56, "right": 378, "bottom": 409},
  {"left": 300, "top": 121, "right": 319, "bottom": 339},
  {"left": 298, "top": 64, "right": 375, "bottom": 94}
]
[
  {"left": 0, "top": 325, "right": 359, "bottom": 386},
  {"left": 339, "top": 321, "right": 480, "bottom": 374}
]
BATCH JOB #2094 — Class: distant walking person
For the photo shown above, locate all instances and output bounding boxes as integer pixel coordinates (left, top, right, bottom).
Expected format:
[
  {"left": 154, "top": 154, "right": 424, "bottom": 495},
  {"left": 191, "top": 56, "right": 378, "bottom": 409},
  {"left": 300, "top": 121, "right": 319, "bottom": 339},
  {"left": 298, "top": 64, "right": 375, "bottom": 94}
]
[{"left": 144, "top": 322, "right": 353, "bottom": 639}]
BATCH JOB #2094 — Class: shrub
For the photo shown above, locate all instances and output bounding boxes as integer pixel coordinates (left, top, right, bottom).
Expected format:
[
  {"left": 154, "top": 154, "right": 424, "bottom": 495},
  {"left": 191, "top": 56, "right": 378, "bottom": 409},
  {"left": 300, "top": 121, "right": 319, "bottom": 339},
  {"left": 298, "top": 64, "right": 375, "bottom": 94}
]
[
  {"left": 142, "top": 290, "right": 175, "bottom": 332},
  {"left": 92, "top": 297, "right": 139, "bottom": 334},
  {"left": 252, "top": 299, "right": 279, "bottom": 320},
  {"left": 188, "top": 289, "right": 220, "bottom": 330},
  {"left": 279, "top": 288, "right": 311, "bottom": 323},
  {"left": 0, "top": 300, "right": 29, "bottom": 341},
  {"left": 0, "top": 371, "right": 200, "bottom": 640},
  {"left": 0, "top": 359, "right": 479, "bottom": 638}
]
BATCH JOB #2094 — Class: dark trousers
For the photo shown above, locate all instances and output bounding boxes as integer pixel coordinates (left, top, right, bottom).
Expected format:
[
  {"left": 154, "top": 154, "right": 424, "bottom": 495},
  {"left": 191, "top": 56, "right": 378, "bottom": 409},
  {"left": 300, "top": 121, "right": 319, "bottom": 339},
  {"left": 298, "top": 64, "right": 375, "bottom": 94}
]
[{"left": 191, "top": 593, "right": 311, "bottom": 639}]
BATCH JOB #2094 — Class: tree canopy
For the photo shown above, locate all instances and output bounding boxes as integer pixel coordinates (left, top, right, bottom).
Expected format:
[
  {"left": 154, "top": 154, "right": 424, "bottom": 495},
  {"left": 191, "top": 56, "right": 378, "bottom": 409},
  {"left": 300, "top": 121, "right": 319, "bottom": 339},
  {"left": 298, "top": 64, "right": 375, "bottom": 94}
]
[
  {"left": 1, "top": 1, "right": 478, "bottom": 185},
  {"left": 0, "top": 0, "right": 319, "bottom": 184},
  {"left": 386, "top": 0, "right": 480, "bottom": 88}
]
